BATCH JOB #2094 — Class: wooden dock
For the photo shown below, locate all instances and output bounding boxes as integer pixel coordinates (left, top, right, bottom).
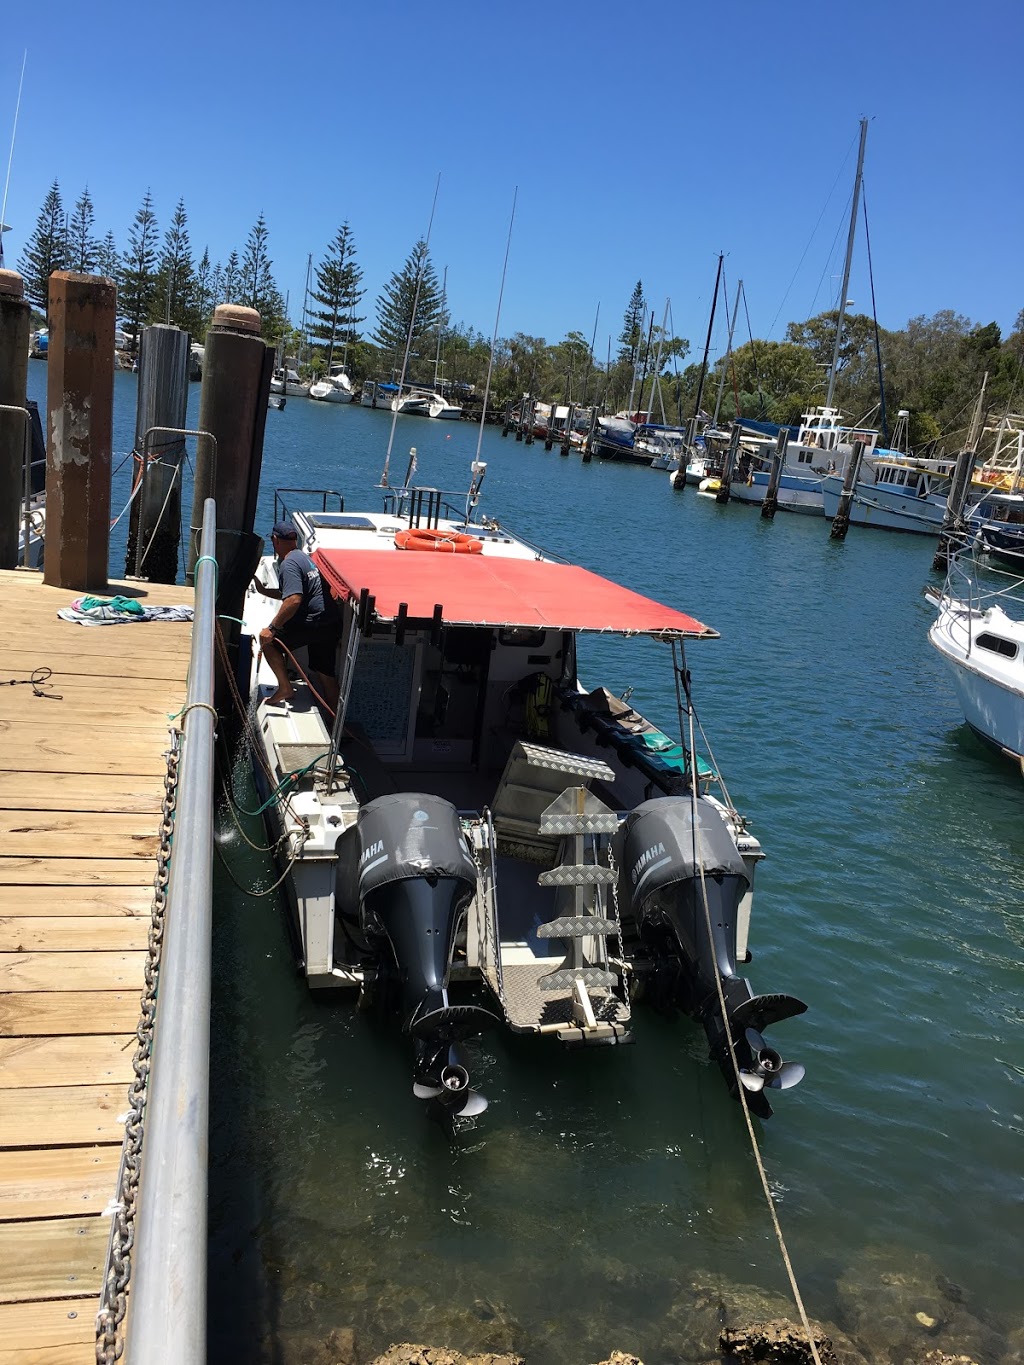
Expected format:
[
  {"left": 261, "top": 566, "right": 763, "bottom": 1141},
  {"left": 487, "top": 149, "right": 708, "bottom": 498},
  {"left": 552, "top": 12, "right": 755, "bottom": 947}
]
[{"left": 0, "top": 567, "right": 195, "bottom": 1363}]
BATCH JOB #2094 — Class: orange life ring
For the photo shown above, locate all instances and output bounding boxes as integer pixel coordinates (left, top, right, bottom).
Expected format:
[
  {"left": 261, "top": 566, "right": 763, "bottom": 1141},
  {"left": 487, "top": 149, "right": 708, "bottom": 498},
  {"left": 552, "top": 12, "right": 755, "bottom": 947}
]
[{"left": 394, "top": 527, "right": 484, "bottom": 554}]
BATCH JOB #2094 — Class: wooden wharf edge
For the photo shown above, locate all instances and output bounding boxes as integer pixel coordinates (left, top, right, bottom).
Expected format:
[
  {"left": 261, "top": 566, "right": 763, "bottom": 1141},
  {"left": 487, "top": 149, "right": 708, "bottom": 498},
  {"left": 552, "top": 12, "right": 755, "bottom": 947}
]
[{"left": 0, "top": 568, "right": 194, "bottom": 1362}]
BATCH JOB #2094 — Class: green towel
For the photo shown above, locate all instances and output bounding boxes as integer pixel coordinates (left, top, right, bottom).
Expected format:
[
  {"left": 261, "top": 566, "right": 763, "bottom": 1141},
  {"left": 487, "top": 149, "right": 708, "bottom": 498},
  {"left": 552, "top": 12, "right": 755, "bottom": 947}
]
[{"left": 79, "top": 594, "right": 145, "bottom": 615}]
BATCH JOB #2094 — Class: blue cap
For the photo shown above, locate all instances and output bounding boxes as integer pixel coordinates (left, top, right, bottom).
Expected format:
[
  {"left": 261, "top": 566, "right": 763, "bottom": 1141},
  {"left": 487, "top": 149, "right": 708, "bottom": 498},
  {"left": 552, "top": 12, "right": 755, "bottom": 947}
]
[{"left": 271, "top": 520, "right": 297, "bottom": 540}]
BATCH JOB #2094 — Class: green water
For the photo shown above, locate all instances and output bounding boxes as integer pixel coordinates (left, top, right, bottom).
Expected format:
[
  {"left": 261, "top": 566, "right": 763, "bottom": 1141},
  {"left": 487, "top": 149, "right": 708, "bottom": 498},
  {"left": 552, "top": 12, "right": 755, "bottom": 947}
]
[{"left": 28, "top": 369, "right": 1023, "bottom": 1363}]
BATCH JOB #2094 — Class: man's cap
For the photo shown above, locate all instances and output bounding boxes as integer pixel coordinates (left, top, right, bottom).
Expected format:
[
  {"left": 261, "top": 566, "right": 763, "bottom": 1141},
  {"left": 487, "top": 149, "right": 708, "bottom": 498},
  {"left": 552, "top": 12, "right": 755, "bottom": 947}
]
[{"left": 271, "top": 520, "right": 297, "bottom": 540}]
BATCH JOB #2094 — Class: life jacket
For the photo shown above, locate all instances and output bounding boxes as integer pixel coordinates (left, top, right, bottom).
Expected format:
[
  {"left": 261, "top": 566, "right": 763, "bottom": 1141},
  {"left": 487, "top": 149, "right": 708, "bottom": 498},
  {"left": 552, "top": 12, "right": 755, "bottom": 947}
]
[{"left": 525, "top": 673, "right": 554, "bottom": 740}]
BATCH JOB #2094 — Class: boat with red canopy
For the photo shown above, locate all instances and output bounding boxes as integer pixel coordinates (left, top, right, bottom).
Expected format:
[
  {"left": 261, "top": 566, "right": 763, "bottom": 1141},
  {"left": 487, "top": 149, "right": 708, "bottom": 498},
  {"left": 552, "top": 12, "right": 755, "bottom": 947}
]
[{"left": 243, "top": 466, "right": 805, "bottom": 1126}]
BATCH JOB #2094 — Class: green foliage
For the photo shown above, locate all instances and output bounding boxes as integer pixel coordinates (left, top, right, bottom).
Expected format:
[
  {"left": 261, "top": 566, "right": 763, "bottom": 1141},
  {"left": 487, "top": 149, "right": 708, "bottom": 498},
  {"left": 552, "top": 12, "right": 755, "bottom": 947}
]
[
  {"left": 17, "top": 179, "right": 66, "bottom": 318},
  {"left": 618, "top": 280, "right": 646, "bottom": 365},
  {"left": 372, "top": 239, "right": 444, "bottom": 374},
  {"left": 119, "top": 190, "right": 160, "bottom": 349},
  {"left": 308, "top": 222, "right": 365, "bottom": 369},
  {"left": 152, "top": 198, "right": 195, "bottom": 330},
  {"left": 67, "top": 188, "right": 97, "bottom": 273}
]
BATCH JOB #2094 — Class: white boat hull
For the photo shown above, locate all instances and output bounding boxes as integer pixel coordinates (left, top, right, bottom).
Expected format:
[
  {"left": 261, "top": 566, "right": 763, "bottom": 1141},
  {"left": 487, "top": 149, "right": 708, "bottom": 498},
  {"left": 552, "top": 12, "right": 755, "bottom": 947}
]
[
  {"left": 821, "top": 473, "right": 948, "bottom": 534},
  {"left": 929, "top": 603, "right": 1024, "bottom": 759}
]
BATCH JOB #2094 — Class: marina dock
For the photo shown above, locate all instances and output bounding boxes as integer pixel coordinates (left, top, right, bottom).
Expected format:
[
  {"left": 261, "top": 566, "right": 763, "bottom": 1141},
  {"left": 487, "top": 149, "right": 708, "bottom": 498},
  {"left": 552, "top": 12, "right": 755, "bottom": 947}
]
[{"left": 0, "top": 567, "right": 194, "bottom": 1362}]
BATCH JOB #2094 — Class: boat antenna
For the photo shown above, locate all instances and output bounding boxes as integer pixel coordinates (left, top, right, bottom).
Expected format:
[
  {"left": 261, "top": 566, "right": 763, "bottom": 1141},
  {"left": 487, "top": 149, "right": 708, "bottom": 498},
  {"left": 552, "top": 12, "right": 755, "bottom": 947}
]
[
  {"left": 0, "top": 51, "right": 27, "bottom": 269},
  {"left": 825, "top": 117, "right": 867, "bottom": 410},
  {"left": 467, "top": 186, "right": 517, "bottom": 517},
  {"left": 380, "top": 172, "right": 441, "bottom": 488}
]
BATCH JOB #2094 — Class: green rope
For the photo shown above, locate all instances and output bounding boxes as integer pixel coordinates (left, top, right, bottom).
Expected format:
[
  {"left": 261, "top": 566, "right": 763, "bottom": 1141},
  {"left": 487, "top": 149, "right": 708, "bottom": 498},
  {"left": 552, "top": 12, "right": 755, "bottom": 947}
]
[{"left": 225, "top": 750, "right": 331, "bottom": 817}]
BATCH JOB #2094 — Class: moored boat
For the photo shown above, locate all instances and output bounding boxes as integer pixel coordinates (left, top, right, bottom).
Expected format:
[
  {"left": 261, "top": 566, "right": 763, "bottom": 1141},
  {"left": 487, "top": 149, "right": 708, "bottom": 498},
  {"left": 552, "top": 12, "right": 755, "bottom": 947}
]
[
  {"left": 927, "top": 547, "right": 1024, "bottom": 766},
  {"left": 271, "top": 367, "right": 311, "bottom": 398},
  {"left": 242, "top": 464, "right": 806, "bottom": 1127}
]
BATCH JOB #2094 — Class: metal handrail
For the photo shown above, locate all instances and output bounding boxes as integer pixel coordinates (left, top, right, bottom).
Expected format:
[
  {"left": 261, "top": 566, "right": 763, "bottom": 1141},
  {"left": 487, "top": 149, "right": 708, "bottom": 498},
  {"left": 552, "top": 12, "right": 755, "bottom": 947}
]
[
  {"left": 0, "top": 402, "right": 32, "bottom": 568},
  {"left": 126, "top": 498, "right": 218, "bottom": 1363}
]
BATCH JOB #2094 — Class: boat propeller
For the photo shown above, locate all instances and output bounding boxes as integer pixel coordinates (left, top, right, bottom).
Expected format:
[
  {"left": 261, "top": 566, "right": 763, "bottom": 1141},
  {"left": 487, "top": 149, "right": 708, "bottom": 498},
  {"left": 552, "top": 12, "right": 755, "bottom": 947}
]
[
  {"left": 738, "top": 1027, "right": 805, "bottom": 1094},
  {"left": 412, "top": 1043, "right": 488, "bottom": 1119}
]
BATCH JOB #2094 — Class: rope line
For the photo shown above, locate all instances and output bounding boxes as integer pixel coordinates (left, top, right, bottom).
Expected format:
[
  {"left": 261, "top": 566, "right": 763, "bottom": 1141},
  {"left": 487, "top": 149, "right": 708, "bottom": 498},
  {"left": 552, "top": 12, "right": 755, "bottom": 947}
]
[{"left": 677, "top": 653, "right": 823, "bottom": 1365}]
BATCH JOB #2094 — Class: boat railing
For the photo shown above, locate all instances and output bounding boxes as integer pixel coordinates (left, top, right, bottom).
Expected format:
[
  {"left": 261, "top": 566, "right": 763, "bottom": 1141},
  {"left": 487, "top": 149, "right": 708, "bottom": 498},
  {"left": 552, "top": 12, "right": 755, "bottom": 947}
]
[
  {"left": 942, "top": 547, "right": 1024, "bottom": 655},
  {"left": 275, "top": 488, "right": 345, "bottom": 523}
]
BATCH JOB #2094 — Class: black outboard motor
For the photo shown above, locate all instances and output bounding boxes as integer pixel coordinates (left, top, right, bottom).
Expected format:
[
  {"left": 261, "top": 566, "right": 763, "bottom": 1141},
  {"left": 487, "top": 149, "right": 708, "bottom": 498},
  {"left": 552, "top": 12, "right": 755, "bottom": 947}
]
[
  {"left": 616, "top": 796, "right": 805, "bottom": 1117},
  {"left": 334, "top": 792, "right": 496, "bottom": 1120}
]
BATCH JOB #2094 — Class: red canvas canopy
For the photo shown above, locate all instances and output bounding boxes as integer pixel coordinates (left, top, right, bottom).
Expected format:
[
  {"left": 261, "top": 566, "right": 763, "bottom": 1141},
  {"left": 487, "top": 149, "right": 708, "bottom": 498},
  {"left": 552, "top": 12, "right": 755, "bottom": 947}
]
[{"left": 313, "top": 547, "right": 716, "bottom": 639}]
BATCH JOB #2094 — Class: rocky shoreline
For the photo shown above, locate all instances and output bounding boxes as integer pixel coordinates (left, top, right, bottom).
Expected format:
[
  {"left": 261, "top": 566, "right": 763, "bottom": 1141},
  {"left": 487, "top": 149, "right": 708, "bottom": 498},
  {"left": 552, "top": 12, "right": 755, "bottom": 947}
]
[{"left": 283, "top": 1243, "right": 1023, "bottom": 1365}]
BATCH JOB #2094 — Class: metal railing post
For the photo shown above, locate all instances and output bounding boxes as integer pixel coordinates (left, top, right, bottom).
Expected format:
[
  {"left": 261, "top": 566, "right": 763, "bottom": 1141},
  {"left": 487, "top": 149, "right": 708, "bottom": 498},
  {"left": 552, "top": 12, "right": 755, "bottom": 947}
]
[{"left": 126, "top": 497, "right": 217, "bottom": 1363}]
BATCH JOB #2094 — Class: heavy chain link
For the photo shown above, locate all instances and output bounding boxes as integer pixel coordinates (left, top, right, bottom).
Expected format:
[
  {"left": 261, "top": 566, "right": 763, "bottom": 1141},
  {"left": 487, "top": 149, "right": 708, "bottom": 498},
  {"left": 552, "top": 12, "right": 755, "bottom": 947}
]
[{"left": 95, "top": 731, "right": 181, "bottom": 1364}]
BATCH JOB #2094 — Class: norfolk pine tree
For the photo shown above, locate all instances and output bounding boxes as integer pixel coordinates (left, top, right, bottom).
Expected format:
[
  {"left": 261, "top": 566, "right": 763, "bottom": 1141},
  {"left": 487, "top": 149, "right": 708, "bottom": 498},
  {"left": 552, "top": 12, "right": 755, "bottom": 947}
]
[
  {"left": 372, "top": 239, "right": 443, "bottom": 378},
  {"left": 154, "top": 197, "right": 195, "bottom": 327},
  {"left": 17, "top": 179, "right": 67, "bottom": 320},
  {"left": 67, "top": 188, "right": 98, "bottom": 273},
  {"left": 120, "top": 190, "right": 160, "bottom": 351},
  {"left": 308, "top": 222, "right": 365, "bottom": 370}
]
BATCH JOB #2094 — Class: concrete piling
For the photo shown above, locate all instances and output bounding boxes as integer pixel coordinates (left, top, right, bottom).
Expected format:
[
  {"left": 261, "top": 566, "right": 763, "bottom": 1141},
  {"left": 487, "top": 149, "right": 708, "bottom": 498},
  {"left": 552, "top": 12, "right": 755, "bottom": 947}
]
[
  {"left": 560, "top": 404, "right": 575, "bottom": 456},
  {"left": 0, "top": 269, "right": 31, "bottom": 569},
  {"left": 43, "top": 271, "right": 116, "bottom": 590},
  {"left": 127, "top": 324, "right": 191, "bottom": 581}
]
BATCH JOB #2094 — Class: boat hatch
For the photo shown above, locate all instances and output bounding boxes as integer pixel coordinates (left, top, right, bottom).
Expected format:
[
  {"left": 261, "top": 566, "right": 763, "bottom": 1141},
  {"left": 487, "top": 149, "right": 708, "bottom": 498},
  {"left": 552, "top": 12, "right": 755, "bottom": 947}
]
[
  {"left": 313, "top": 548, "right": 717, "bottom": 638},
  {"left": 975, "top": 633, "right": 1017, "bottom": 659}
]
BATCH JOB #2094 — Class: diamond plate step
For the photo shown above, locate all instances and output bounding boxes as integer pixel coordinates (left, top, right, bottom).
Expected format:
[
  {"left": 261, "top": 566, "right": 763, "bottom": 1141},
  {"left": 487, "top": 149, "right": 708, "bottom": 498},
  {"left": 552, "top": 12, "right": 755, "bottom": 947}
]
[
  {"left": 539, "top": 810, "right": 620, "bottom": 835},
  {"left": 538, "top": 967, "right": 619, "bottom": 992},
  {"left": 536, "top": 916, "right": 617, "bottom": 939},
  {"left": 537, "top": 864, "right": 616, "bottom": 886}
]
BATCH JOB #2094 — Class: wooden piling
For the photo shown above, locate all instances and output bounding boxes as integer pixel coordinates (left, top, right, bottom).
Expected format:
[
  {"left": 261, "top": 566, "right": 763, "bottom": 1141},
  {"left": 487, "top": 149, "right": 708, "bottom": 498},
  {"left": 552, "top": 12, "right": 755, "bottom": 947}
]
[
  {"left": 716, "top": 426, "right": 741, "bottom": 504},
  {"left": 524, "top": 399, "right": 535, "bottom": 446},
  {"left": 43, "top": 272, "right": 116, "bottom": 591},
  {"left": 0, "top": 270, "right": 31, "bottom": 570},
  {"left": 560, "top": 404, "right": 574, "bottom": 456},
  {"left": 126, "top": 325, "right": 191, "bottom": 582},
  {"left": 544, "top": 401, "right": 556, "bottom": 451},
  {"left": 829, "top": 440, "right": 869, "bottom": 540},
  {"left": 761, "top": 429, "right": 787, "bottom": 519},
  {"left": 188, "top": 304, "right": 271, "bottom": 602}
]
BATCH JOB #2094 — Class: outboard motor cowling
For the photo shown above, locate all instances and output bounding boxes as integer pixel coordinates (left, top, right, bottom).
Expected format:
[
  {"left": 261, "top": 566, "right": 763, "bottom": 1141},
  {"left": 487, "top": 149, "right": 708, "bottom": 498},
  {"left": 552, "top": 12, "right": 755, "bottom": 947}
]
[
  {"left": 616, "top": 796, "right": 805, "bottom": 1116},
  {"left": 334, "top": 792, "right": 496, "bottom": 1119}
]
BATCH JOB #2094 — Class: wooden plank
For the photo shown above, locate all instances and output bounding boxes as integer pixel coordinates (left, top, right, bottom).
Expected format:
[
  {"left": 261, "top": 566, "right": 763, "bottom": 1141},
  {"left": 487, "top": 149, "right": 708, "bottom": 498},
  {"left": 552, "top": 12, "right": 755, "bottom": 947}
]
[
  {"left": 0, "top": 1087, "right": 126, "bottom": 1149},
  {"left": 0, "top": 1146, "right": 120, "bottom": 1221},
  {"left": 0, "top": 775, "right": 165, "bottom": 815},
  {"left": 0, "top": 861, "right": 157, "bottom": 887},
  {"left": 0, "top": 1036, "right": 135, "bottom": 1088},
  {"left": 0, "top": 1299, "right": 97, "bottom": 1358},
  {"left": 0, "top": 953, "right": 147, "bottom": 993},
  {"left": 0, "top": 887, "right": 150, "bottom": 916},
  {"left": 0, "top": 568, "right": 195, "bottom": 606},
  {"left": 4, "top": 651, "right": 189, "bottom": 682},
  {"left": 0, "top": 817, "right": 160, "bottom": 860},
  {"left": 0, "top": 919, "right": 148, "bottom": 951},
  {"left": 1, "top": 690, "right": 186, "bottom": 725},
  {"left": 2, "top": 621, "right": 192, "bottom": 657},
  {"left": 0, "top": 992, "right": 140, "bottom": 1036},
  {"left": 0, "top": 1217, "right": 107, "bottom": 1303},
  {"left": 0, "top": 721, "right": 173, "bottom": 752}
]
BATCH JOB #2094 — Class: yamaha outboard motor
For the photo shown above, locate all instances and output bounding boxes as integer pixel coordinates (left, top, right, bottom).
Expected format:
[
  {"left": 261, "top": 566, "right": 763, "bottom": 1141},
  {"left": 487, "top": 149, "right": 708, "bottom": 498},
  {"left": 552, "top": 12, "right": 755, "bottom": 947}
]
[
  {"left": 334, "top": 792, "right": 496, "bottom": 1121},
  {"left": 616, "top": 796, "right": 805, "bottom": 1117}
]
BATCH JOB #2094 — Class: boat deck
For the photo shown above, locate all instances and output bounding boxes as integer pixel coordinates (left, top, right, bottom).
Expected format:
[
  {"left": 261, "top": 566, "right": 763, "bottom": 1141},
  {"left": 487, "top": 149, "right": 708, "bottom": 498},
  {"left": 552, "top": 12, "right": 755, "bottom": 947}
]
[{"left": 0, "top": 568, "right": 194, "bottom": 1362}]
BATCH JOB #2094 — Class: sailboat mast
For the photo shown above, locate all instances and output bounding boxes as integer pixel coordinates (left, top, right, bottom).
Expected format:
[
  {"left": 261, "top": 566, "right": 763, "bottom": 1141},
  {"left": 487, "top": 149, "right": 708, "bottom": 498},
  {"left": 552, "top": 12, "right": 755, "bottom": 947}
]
[
  {"left": 712, "top": 277, "right": 742, "bottom": 429},
  {"left": 825, "top": 118, "right": 868, "bottom": 410},
  {"left": 434, "top": 265, "right": 447, "bottom": 389},
  {"left": 691, "top": 253, "right": 724, "bottom": 424}
]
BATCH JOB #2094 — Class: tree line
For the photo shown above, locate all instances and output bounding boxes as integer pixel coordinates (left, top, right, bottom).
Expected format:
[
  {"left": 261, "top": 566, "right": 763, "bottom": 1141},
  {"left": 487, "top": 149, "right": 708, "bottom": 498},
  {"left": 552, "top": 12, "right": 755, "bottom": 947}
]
[{"left": 16, "top": 182, "right": 1023, "bottom": 450}]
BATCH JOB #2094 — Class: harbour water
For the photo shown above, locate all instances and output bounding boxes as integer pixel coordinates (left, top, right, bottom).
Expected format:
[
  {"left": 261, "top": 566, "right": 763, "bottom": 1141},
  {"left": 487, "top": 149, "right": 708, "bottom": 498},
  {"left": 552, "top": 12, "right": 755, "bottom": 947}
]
[{"left": 27, "top": 368, "right": 1024, "bottom": 1363}]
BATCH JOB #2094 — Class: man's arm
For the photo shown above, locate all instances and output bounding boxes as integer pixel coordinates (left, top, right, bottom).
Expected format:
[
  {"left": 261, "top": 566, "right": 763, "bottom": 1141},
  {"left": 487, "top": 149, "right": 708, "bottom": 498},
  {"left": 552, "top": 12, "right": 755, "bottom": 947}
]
[{"left": 260, "top": 593, "right": 303, "bottom": 646}]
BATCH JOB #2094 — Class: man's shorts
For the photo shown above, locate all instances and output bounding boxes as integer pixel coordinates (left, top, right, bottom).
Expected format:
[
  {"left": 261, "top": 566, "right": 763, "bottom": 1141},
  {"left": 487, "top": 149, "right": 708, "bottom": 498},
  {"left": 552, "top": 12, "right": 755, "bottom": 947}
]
[{"left": 277, "top": 618, "right": 338, "bottom": 674}]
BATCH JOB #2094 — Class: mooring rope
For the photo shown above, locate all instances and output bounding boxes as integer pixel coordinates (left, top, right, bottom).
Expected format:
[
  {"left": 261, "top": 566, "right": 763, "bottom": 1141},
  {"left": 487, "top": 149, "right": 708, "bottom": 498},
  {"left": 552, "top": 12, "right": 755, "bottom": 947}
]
[{"left": 676, "top": 645, "right": 824, "bottom": 1365}]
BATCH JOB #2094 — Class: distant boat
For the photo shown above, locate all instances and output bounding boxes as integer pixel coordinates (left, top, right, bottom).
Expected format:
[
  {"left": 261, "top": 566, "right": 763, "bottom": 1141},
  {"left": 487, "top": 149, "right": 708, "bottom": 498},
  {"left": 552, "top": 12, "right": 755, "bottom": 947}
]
[
  {"left": 428, "top": 391, "right": 462, "bottom": 420},
  {"left": 360, "top": 379, "right": 400, "bottom": 409},
  {"left": 390, "top": 387, "right": 431, "bottom": 416},
  {"left": 309, "top": 366, "right": 356, "bottom": 404},
  {"left": 270, "top": 367, "right": 310, "bottom": 398},
  {"left": 268, "top": 393, "right": 287, "bottom": 410}
]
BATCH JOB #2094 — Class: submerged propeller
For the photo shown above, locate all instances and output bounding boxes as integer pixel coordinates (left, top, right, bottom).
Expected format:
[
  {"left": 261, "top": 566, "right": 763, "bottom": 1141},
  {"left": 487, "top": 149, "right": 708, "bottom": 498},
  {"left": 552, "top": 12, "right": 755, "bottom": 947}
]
[
  {"left": 412, "top": 1044, "right": 488, "bottom": 1119},
  {"left": 738, "top": 1027, "right": 805, "bottom": 1094}
]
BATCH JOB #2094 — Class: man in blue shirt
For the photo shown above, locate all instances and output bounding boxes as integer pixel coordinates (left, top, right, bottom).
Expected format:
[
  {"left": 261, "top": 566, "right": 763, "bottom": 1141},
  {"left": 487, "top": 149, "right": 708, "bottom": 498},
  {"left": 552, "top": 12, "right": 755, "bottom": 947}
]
[{"left": 253, "top": 521, "right": 340, "bottom": 709}]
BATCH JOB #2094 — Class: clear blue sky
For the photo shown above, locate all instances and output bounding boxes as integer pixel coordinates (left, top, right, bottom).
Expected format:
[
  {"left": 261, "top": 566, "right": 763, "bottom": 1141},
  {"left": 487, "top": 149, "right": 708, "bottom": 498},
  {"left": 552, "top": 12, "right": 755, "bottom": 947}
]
[{"left": 2, "top": 0, "right": 1021, "bottom": 363}]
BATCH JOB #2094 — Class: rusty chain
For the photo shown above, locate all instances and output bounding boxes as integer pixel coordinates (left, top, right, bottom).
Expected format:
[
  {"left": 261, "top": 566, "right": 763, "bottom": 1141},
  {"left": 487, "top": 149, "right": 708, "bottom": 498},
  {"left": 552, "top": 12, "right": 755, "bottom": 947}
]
[{"left": 95, "top": 730, "right": 181, "bottom": 1364}]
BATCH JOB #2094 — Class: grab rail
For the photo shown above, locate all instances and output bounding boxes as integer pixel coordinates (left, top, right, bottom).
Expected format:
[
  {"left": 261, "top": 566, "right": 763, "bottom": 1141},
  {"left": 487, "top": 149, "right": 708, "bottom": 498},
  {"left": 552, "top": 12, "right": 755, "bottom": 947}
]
[{"left": 126, "top": 498, "right": 217, "bottom": 1363}]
